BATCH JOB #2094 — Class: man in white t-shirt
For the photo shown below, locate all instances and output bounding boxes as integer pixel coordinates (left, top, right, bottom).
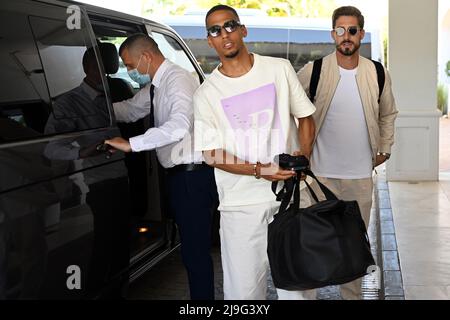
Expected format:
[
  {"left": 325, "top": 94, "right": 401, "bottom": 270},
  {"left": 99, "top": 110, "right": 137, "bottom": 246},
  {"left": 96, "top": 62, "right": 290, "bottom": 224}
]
[
  {"left": 297, "top": 6, "right": 398, "bottom": 299},
  {"left": 194, "top": 4, "right": 316, "bottom": 300}
]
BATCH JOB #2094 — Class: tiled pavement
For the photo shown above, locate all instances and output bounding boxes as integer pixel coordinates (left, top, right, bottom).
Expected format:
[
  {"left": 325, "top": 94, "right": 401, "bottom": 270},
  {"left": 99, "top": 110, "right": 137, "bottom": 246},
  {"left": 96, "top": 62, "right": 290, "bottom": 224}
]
[
  {"left": 376, "top": 166, "right": 405, "bottom": 300},
  {"left": 372, "top": 116, "right": 450, "bottom": 300},
  {"left": 126, "top": 244, "right": 345, "bottom": 300},
  {"left": 127, "top": 189, "right": 381, "bottom": 300},
  {"left": 387, "top": 172, "right": 450, "bottom": 299}
]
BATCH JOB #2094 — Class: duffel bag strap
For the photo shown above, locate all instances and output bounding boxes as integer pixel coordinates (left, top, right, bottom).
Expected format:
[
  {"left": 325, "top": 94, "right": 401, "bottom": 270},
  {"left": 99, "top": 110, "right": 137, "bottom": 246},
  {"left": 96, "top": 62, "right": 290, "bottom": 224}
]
[
  {"left": 272, "top": 168, "right": 341, "bottom": 215},
  {"left": 271, "top": 180, "right": 285, "bottom": 201},
  {"left": 304, "top": 180, "right": 319, "bottom": 203},
  {"left": 276, "top": 173, "right": 302, "bottom": 215},
  {"left": 272, "top": 178, "right": 296, "bottom": 215},
  {"left": 302, "top": 169, "right": 339, "bottom": 201}
]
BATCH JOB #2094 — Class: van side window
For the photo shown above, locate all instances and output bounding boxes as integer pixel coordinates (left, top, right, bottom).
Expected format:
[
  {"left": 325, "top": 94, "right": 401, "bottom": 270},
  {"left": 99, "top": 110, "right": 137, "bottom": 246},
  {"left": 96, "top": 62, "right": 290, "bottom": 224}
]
[
  {"left": 0, "top": 7, "right": 52, "bottom": 141},
  {"left": 169, "top": 25, "right": 218, "bottom": 75},
  {"left": 29, "top": 14, "right": 110, "bottom": 136},
  {"left": 151, "top": 32, "right": 201, "bottom": 85},
  {"left": 111, "top": 37, "right": 141, "bottom": 90},
  {"left": 0, "top": 5, "right": 111, "bottom": 144}
]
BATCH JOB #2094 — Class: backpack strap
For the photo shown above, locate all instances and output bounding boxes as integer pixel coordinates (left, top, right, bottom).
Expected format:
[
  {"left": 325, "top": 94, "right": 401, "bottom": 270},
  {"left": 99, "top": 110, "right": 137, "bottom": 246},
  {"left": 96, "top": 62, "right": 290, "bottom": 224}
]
[
  {"left": 309, "top": 57, "right": 323, "bottom": 103},
  {"left": 372, "top": 60, "right": 385, "bottom": 103}
]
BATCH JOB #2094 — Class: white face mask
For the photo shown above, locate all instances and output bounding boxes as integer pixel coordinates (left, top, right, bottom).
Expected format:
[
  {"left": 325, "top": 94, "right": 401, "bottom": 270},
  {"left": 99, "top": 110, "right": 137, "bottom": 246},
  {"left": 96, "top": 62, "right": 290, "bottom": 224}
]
[{"left": 128, "top": 55, "right": 151, "bottom": 85}]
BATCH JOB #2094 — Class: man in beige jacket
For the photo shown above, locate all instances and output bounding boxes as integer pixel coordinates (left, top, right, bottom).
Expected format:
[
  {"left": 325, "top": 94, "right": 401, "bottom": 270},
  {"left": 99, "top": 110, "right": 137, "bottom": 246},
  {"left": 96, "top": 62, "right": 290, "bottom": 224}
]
[{"left": 297, "top": 6, "right": 398, "bottom": 300}]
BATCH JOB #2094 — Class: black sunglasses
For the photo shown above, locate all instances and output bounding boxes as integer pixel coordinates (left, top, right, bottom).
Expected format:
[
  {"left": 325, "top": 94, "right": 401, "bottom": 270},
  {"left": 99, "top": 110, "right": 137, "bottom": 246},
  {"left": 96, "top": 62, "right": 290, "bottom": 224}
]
[
  {"left": 334, "top": 26, "right": 360, "bottom": 37},
  {"left": 207, "top": 20, "right": 241, "bottom": 38}
]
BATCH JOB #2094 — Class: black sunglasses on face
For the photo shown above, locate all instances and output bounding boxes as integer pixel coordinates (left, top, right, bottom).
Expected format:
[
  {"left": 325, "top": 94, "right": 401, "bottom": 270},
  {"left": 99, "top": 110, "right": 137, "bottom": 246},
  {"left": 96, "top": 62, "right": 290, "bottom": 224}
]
[
  {"left": 334, "top": 26, "right": 360, "bottom": 37},
  {"left": 207, "top": 20, "right": 241, "bottom": 37}
]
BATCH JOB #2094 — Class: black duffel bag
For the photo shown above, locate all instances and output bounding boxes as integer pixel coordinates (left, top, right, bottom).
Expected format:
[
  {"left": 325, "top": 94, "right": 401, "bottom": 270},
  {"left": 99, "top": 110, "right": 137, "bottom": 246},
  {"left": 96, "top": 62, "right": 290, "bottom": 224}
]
[{"left": 268, "top": 169, "right": 375, "bottom": 291}]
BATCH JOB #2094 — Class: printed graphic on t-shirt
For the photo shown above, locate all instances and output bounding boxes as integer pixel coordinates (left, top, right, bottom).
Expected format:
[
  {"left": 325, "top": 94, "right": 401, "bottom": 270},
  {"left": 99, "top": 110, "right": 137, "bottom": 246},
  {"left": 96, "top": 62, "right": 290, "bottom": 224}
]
[{"left": 220, "top": 83, "right": 284, "bottom": 162}]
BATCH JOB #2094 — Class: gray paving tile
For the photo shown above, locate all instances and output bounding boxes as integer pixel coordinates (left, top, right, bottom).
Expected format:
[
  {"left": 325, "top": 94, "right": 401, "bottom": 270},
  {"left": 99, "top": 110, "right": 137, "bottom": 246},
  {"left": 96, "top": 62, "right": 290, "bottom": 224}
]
[
  {"left": 385, "top": 287, "right": 404, "bottom": 296},
  {"left": 379, "top": 209, "right": 393, "bottom": 221},
  {"left": 385, "top": 296, "right": 405, "bottom": 300},
  {"left": 381, "top": 220, "right": 395, "bottom": 234},
  {"left": 384, "top": 271, "right": 404, "bottom": 296},
  {"left": 379, "top": 197, "right": 392, "bottom": 209},
  {"left": 378, "top": 190, "right": 390, "bottom": 200},
  {"left": 383, "top": 251, "right": 400, "bottom": 271},
  {"left": 317, "top": 286, "right": 342, "bottom": 300},
  {"left": 382, "top": 234, "right": 397, "bottom": 251}
]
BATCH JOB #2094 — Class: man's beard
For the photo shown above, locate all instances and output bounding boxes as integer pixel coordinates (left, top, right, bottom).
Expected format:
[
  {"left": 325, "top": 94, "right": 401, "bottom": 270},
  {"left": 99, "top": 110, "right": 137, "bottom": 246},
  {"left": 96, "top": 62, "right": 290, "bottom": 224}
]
[
  {"left": 336, "top": 41, "right": 360, "bottom": 56},
  {"left": 224, "top": 49, "right": 240, "bottom": 59}
]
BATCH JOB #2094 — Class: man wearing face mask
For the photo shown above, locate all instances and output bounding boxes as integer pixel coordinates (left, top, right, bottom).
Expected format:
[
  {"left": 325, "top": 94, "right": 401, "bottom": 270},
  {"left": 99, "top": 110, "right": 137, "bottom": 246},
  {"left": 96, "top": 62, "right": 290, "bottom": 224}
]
[{"left": 105, "top": 33, "right": 218, "bottom": 300}]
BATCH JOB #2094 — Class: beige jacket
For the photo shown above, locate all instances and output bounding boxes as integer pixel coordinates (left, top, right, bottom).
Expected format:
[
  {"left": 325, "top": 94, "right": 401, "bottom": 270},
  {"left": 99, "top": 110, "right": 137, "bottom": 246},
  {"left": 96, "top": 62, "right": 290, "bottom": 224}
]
[{"left": 297, "top": 52, "right": 398, "bottom": 166}]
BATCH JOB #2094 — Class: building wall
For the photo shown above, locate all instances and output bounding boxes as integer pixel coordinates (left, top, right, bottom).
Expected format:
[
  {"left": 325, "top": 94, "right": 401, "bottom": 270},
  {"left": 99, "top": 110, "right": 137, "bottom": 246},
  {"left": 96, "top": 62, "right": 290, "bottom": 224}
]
[{"left": 387, "top": 0, "right": 441, "bottom": 181}]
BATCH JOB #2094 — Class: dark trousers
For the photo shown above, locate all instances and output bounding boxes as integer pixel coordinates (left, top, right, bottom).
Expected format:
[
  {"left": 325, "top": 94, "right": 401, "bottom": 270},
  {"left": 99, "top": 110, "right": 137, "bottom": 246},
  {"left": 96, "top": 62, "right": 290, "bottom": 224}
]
[{"left": 167, "top": 166, "right": 218, "bottom": 300}]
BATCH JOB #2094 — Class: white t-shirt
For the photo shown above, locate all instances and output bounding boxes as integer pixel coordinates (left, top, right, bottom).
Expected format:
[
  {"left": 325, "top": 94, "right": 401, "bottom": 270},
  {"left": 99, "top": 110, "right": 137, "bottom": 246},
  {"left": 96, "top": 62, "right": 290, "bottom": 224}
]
[
  {"left": 194, "top": 54, "right": 316, "bottom": 208},
  {"left": 311, "top": 66, "right": 373, "bottom": 179}
]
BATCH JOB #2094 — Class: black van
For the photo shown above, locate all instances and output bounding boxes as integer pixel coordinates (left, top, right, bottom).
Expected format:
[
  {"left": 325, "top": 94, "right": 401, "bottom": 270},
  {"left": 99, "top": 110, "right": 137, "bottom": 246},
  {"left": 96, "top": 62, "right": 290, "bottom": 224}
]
[{"left": 0, "top": 0, "right": 205, "bottom": 299}]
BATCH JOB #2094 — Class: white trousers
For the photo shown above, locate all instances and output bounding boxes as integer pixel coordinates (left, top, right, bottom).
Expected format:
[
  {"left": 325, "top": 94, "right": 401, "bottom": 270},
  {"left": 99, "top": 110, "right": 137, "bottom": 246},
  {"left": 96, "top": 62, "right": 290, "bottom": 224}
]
[{"left": 219, "top": 191, "right": 316, "bottom": 300}]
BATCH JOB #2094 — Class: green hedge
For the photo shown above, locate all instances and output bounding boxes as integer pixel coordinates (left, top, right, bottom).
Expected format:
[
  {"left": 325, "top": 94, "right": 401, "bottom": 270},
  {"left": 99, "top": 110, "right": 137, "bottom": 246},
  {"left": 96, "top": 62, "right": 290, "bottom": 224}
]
[{"left": 438, "top": 83, "right": 448, "bottom": 115}]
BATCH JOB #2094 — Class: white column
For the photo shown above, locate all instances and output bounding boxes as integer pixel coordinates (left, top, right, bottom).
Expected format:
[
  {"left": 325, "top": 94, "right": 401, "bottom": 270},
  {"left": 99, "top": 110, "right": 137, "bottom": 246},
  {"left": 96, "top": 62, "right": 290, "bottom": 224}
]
[{"left": 386, "top": 0, "right": 441, "bottom": 181}]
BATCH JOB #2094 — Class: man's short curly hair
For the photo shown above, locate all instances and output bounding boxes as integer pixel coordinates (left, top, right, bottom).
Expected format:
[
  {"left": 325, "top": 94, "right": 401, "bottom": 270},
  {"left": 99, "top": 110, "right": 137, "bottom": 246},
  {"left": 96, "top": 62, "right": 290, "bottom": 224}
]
[
  {"left": 332, "top": 6, "right": 364, "bottom": 29},
  {"left": 205, "top": 4, "right": 240, "bottom": 26}
]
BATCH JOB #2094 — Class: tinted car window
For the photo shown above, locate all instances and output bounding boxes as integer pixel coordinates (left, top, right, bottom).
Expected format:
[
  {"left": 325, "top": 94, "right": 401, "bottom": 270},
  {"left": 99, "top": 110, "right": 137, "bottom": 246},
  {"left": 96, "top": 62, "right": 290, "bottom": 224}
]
[
  {"left": 96, "top": 36, "right": 141, "bottom": 90},
  {"left": 169, "top": 25, "right": 218, "bottom": 74},
  {"left": 29, "top": 15, "right": 111, "bottom": 135},
  {"left": 152, "top": 32, "right": 201, "bottom": 85},
  {"left": 0, "top": 7, "right": 52, "bottom": 140},
  {"left": 0, "top": 4, "right": 110, "bottom": 144}
]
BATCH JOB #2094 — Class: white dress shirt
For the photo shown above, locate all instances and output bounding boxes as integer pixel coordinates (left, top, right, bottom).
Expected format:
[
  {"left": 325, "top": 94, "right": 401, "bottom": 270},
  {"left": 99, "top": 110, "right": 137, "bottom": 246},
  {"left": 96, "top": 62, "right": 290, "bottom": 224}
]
[{"left": 113, "top": 59, "right": 203, "bottom": 168}]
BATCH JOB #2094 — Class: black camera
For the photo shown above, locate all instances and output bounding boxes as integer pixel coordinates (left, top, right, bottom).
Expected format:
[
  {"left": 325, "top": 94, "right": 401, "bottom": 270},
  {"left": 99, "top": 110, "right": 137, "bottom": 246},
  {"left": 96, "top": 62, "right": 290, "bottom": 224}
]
[{"left": 276, "top": 153, "right": 309, "bottom": 171}]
